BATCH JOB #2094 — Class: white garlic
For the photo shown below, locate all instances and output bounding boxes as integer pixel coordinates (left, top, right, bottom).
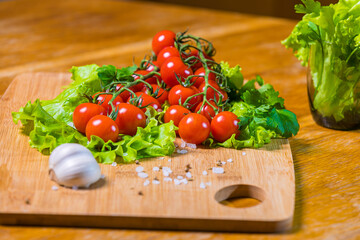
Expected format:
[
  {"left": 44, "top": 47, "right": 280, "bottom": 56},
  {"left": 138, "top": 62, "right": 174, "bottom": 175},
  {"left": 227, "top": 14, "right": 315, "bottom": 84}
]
[{"left": 49, "top": 143, "right": 101, "bottom": 188}]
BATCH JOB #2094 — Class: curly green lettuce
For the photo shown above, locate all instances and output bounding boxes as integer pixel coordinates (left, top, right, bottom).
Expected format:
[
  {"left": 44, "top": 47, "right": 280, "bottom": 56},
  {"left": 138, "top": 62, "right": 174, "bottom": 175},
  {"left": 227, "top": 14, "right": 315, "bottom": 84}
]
[{"left": 282, "top": 0, "right": 360, "bottom": 121}]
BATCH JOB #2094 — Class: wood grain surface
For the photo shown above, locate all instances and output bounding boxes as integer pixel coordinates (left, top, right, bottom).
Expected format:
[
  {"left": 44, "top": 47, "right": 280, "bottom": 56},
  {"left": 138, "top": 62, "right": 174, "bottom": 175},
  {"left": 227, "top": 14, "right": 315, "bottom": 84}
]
[
  {"left": 0, "top": 73, "right": 294, "bottom": 233},
  {"left": 0, "top": 0, "right": 359, "bottom": 239}
]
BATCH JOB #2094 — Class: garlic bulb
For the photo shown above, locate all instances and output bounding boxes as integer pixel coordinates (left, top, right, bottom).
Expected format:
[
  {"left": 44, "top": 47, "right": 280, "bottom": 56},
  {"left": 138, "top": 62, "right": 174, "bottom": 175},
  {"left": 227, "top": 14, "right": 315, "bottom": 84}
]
[{"left": 49, "top": 143, "right": 101, "bottom": 188}]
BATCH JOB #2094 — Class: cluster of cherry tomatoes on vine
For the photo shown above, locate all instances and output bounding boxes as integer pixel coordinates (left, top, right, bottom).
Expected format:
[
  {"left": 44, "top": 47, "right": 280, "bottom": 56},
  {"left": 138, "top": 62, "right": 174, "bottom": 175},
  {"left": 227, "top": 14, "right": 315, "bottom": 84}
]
[{"left": 72, "top": 30, "right": 241, "bottom": 145}]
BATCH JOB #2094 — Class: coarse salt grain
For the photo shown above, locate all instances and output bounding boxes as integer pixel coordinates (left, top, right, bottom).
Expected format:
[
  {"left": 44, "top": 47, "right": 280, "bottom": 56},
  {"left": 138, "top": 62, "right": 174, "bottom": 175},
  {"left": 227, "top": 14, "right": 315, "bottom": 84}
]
[
  {"left": 185, "top": 172, "right": 192, "bottom": 178},
  {"left": 163, "top": 171, "right": 170, "bottom": 177},
  {"left": 242, "top": 152, "right": 246, "bottom": 156},
  {"left": 153, "top": 166, "right": 160, "bottom": 172},
  {"left": 138, "top": 172, "right": 148, "bottom": 178},
  {"left": 202, "top": 170, "right": 208, "bottom": 176},
  {"left": 143, "top": 179, "right": 150, "bottom": 186},
  {"left": 181, "top": 139, "right": 186, "bottom": 148},
  {"left": 174, "top": 179, "right": 181, "bottom": 185},
  {"left": 136, "top": 166, "right": 144, "bottom": 173},
  {"left": 212, "top": 167, "right": 224, "bottom": 174},
  {"left": 177, "top": 176, "right": 184, "bottom": 180},
  {"left": 227, "top": 158, "right": 233, "bottom": 163},
  {"left": 200, "top": 182, "right": 206, "bottom": 189},
  {"left": 168, "top": 158, "right": 172, "bottom": 162},
  {"left": 164, "top": 177, "right": 172, "bottom": 182},
  {"left": 111, "top": 162, "right": 117, "bottom": 167},
  {"left": 158, "top": 157, "right": 164, "bottom": 160},
  {"left": 179, "top": 149, "right": 188, "bottom": 154},
  {"left": 162, "top": 167, "right": 172, "bottom": 173},
  {"left": 186, "top": 143, "right": 197, "bottom": 149},
  {"left": 221, "top": 161, "right": 226, "bottom": 165},
  {"left": 152, "top": 179, "right": 160, "bottom": 185},
  {"left": 51, "top": 186, "right": 58, "bottom": 191},
  {"left": 180, "top": 179, "right": 188, "bottom": 185}
]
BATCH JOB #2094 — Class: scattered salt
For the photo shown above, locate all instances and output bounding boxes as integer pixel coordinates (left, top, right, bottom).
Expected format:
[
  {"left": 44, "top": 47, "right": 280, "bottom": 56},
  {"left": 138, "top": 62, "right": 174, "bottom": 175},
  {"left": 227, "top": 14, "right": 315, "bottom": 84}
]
[
  {"left": 174, "top": 179, "right": 181, "bottom": 185},
  {"left": 143, "top": 179, "right": 150, "bottom": 186},
  {"left": 200, "top": 182, "right": 206, "bottom": 189},
  {"left": 221, "top": 161, "right": 226, "bottom": 165},
  {"left": 202, "top": 170, "right": 208, "bottom": 176},
  {"left": 153, "top": 166, "right": 160, "bottom": 172},
  {"left": 206, "top": 182, "right": 212, "bottom": 186},
  {"left": 164, "top": 177, "right": 172, "bottom": 182},
  {"left": 242, "top": 152, "right": 246, "bottom": 156},
  {"left": 163, "top": 171, "right": 170, "bottom": 177},
  {"left": 212, "top": 167, "right": 225, "bottom": 174},
  {"left": 177, "top": 176, "right": 184, "bottom": 180},
  {"left": 185, "top": 172, "right": 192, "bottom": 178},
  {"left": 180, "top": 179, "right": 188, "bottom": 185},
  {"left": 136, "top": 166, "right": 144, "bottom": 173},
  {"left": 227, "top": 158, "right": 233, "bottom": 163},
  {"left": 168, "top": 158, "right": 172, "bottom": 162},
  {"left": 111, "top": 162, "right": 117, "bottom": 167},
  {"left": 181, "top": 139, "right": 187, "bottom": 148},
  {"left": 51, "top": 186, "right": 58, "bottom": 191},
  {"left": 152, "top": 179, "right": 160, "bottom": 185},
  {"left": 158, "top": 157, "right": 164, "bottom": 160},
  {"left": 162, "top": 167, "right": 172, "bottom": 173},
  {"left": 138, "top": 172, "right": 148, "bottom": 178},
  {"left": 186, "top": 143, "right": 197, "bottom": 149}
]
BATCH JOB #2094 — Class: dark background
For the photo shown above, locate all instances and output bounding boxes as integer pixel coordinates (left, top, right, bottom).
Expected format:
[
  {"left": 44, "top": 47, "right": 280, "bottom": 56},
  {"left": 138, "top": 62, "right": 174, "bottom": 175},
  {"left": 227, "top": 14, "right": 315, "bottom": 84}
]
[{"left": 132, "top": 0, "right": 338, "bottom": 19}]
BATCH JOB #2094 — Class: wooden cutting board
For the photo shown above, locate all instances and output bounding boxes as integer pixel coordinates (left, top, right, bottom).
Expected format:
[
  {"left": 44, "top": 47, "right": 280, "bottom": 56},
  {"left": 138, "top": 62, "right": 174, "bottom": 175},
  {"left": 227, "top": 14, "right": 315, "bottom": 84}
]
[{"left": 0, "top": 73, "right": 295, "bottom": 233}]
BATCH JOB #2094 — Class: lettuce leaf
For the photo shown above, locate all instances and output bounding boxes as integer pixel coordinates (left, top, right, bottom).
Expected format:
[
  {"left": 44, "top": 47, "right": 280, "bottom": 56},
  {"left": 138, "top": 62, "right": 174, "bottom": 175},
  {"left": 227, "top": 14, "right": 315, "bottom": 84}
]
[
  {"left": 282, "top": 0, "right": 360, "bottom": 121},
  {"left": 12, "top": 65, "right": 176, "bottom": 163}
]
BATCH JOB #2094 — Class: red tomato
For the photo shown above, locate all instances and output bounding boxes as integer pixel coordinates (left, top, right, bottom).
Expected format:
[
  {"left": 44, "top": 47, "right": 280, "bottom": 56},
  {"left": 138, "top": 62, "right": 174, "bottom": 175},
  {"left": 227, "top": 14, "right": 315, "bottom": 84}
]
[
  {"left": 145, "top": 60, "right": 160, "bottom": 72},
  {"left": 73, "top": 103, "right": 107, "bottom": 134},
  {"left": 198, "top": 80, "right": 227, "bottom": 102},
  {"left": 92, "top": 92, "right": 123, "bottom": 114},
  {"left": 116, "top": 84, "right": 137, "bottom": 101},
  {"left": 142, "top": 84, "right": 169, "bottom": 105},
  {"left": 152, "top": 30, "right": 176, "bottom": 55},
  {"left": 211, "top": 111, "right": 240, "bottom": 142},
  {"left": 194, "top": 101, "right": 220, "bottom": 122},
  {"left": 85, "top": 115, "right": 119, "bottom": 142},
  {"left": 133, "top": 70, "right": 160, "bottom": 91},
  {"left": 168, "top": 85, "right": 202, "bottom": 111},
  {"left": 160, "top": 57, "right": 193, "bottom": 87},
  {"left": 182, "top": 49, "right": 214, "bottom": 71},
  {"left": 114, "top": 103, "right": 146, "bottom": 136},
  {"left": 127, "top": 92, "right": 162, "bottom": 112},
  {"left": 178, "top": 113, "right": 210, "bottom": 144},
  {"left": 157, "top": 46, "right": 180, "bottom": 67},
  {"left": 164, "top": 105, "right": 191, "bottom": 127},
  {"left": 191, "top": 67, "right": 217, "bottom": 88}
]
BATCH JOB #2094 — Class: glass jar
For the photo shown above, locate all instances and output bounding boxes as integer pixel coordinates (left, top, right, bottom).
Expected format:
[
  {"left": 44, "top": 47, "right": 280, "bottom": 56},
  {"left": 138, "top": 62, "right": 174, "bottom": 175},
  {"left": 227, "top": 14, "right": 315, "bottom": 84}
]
[{"left": 307, "top": 62, "right": 360, "bottom": 130}]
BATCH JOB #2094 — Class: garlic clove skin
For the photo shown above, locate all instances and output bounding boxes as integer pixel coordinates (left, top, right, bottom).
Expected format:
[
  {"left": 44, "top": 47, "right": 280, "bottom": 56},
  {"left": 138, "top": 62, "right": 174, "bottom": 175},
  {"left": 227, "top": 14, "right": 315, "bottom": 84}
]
[{"left": 49, "top": 143, "right": 101, "bottom": 188}]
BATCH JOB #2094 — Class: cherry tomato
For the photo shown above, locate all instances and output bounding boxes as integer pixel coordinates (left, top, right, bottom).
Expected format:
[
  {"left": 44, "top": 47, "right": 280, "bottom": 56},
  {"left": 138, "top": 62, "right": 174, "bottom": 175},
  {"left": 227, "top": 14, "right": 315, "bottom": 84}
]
[
  {"left": 73, "top": 103, "right": 107, "bottom": 134},
  {"left": 116, "top": 84, "right": 137, "bottom": 102},
  {"left": 160, "top": 57, "right": 193, "bottom": 87},
  {"left": 142, "top": 84, "right": 169, "bottom": 105},
  {"left": 182, "top": 49, "right": 215, "bottom": 71},
  {"left": 145, "top": 60, "right": 160, "bottom": 72},
  {"left": 85, "top": 115, "right": 119, "bottom": 142},
  {"left": 92, "top": 92, "right": 123, "bottom": 114},
  {"left": 211, "top": 111, "right": 240, "bottom": 142},
  {"left": 178, "top": 113, "right": 210, "bottom": 144},
  {"left": 127, "top": 92, "right": 162, "bottom": 112},
  {"left": 152, "top": 30, "right": 176, "bottom": 55},
  {"left": 133, "top": 70, "right": 160, "bottom": 92},
  {"left": 157, "top": 46, "right": 180, "bottom": 67},
  {"left": 114, "top": 103, "right": 146, "bottom": 136},
  {"left": 194, "top": 100, "right": 220, "bottom": 122},
  {"left": 164, "top": 105, "right": 191, "bottom": 127},
  {"left": 168, "top": 85, "right": 202, "bottom": 111},
  {"left": 198, "top": 80, "right": 227, "bottom": 102},
  {"left": 191, "top": 67, "right": 217, "bottom": 88}
]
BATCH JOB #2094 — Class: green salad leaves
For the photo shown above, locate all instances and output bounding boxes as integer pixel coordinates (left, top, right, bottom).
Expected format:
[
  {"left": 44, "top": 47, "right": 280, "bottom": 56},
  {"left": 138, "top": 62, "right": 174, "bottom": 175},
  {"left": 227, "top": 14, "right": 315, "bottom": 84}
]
[
  {"left": 282, "top": 0, "right": 360, "bottom": 121},
  {"left": 12, "top": 62, "right": 299, "bottom": 163}
]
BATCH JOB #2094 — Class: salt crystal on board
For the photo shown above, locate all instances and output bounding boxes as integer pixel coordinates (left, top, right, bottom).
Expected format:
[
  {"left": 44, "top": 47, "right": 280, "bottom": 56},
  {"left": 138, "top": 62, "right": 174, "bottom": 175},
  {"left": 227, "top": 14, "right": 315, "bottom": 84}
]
[
  {"left": 212, "top": 167, "right": 224, "bottom": 174},
  {"left": 138, "top": 172, "right": 148, "bottom": 178},
  {"left": 136, "top": 166, "right": 144, "bottom": 173}
]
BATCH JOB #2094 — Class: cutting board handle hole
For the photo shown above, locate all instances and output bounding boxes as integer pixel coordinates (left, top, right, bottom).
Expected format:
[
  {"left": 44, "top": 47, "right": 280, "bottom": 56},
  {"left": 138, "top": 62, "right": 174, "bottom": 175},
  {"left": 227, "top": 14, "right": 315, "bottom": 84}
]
[{"left": 214, "top": 184, "right": 265, "bottom": 208}]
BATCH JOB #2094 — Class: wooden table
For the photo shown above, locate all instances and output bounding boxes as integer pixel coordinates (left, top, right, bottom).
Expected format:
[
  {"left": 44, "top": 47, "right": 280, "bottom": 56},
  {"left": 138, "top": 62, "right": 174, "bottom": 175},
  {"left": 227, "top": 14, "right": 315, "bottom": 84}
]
[{"left": 0, "top": 0, "right": 359, "bottom": 239}]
